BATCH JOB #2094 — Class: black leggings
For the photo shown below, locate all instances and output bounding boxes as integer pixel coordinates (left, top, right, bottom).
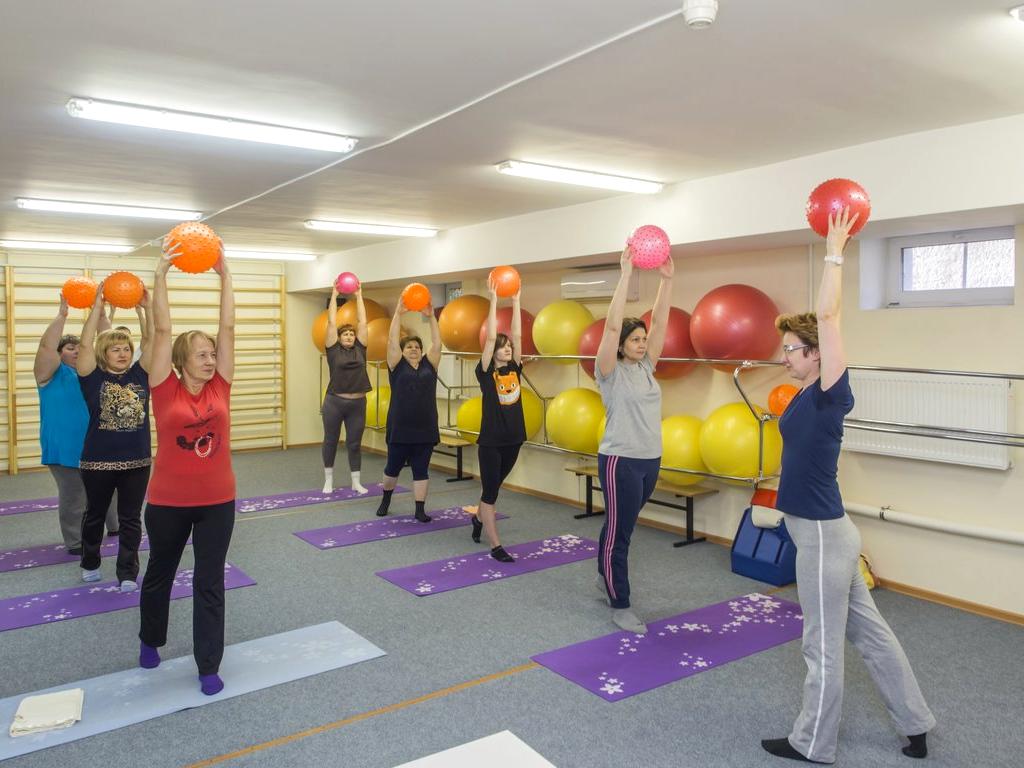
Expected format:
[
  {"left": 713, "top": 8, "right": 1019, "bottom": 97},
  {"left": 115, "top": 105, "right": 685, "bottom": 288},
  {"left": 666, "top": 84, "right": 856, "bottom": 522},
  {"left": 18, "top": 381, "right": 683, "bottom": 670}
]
[
  {"left": 80, "top": 466, "right": 150, "bottom": 581},
  {"left": 478, "top": 443, "right": 522, "bottom": 504},
  {"left": 384, "top": 442, "right": 434, "bottom": 480},
  {"left": 139, "top": 500, "right": 235, "bottom": 675},
  {"left": 321, "top": 394, "right": 366, "bottom": 471}
]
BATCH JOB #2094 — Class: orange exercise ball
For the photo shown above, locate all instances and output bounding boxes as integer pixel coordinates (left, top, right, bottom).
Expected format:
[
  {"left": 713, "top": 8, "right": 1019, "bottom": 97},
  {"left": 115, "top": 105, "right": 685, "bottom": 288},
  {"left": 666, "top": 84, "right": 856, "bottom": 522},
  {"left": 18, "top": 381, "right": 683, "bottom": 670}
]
[
  {"left": 768, "top": 384, "right": 799, "bottom": 416},
  {"left": 337, "top": 297, "right": 387, "bottom": 328},
  {"left": 311, "top": 309, "right": 344, "bottom": 353},
  {"left": 439, "top": 295, "right": 489, "bottom": 353},
  {"left": 62, "top": 276, "right": 97, "bottom": 309},
  {"left": 166, "top": 221, "right": 221, "bottom": 274},
  {"left": 402, "top": 283, "right": 431, "bottom": 312},
  {"left": 365, "top": 317, "right": 392, "bottom": 362},
  {"left": 103, "top": 272, "right": 144, "bottom": 309},
  {"left": 489, "top": 265, "right": 521, "bottom": 298}
]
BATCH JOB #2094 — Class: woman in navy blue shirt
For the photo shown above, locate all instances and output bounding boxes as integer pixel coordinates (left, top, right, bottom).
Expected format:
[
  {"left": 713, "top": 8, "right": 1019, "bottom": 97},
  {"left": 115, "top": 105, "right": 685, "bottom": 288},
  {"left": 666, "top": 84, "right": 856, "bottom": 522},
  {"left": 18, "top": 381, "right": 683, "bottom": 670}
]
[
  {"left": 762, "top": 209, "right": 935, "bottom": 764},
  {"left": 374, "top": 299, "right": 441, "bottom": 522}
]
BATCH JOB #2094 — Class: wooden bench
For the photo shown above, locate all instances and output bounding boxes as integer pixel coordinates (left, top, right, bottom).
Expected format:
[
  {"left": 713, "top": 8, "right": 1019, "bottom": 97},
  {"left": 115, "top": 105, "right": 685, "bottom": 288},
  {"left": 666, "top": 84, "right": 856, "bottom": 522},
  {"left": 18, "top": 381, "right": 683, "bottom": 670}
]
[
  {"left": 566, "top": 463, "right": 719, "bottom": 547},
  {"left": 436, "top": 434, "right": 473, "bottom": 482}
]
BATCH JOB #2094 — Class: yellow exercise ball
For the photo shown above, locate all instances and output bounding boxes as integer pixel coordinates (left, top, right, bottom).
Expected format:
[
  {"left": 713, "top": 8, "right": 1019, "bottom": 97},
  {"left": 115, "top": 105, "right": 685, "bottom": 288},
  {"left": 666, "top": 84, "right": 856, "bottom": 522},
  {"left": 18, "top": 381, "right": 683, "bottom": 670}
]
[
  {"left": 546, "top": 388, "right": 605, "bottom": 454},
  {"left": 456, "top": 396, "right": 483, "bottom": 443},
  {"left": 365, "top": 386, "right": 391, "bottom": 428},
  {"left": 532, "top": 300, "right": 594, "bottom": 364},
  {"left": 699, "top": 402, "right": 782, "bottom": 481},
  {"left": 596, "top": 415, "right": 607, "bottom": 447},
  {"left": 660, "top": 415, "right": 707, "bottom": 486},
  {"left": 521, "top": 388, "right": 544, "bottom": 440}
]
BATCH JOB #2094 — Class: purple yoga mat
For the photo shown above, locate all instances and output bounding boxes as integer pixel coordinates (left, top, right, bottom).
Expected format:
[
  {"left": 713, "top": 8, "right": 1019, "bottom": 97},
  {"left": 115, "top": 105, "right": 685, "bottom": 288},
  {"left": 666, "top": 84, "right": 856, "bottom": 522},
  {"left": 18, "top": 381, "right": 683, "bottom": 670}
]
[
  {"left": 295, "top": 507, "right": 509, "bottom": 549},
  {"left": 236, "top": 484, "right": 408, "bottom": 514},
  {"left": 0, "top": 534, "right": 157, "bottom": 574},
  {"left": 0, "top": 497, "right": 58, "bottom": 517},
  {"left": 0, "top": 563, "right": 255, "bottom": 633},
  {"left": 532, "top": 593, "right": 803, "bottom": 701},
  {"left": 376, "top": 534, "right": 598, "bottom": 596}
]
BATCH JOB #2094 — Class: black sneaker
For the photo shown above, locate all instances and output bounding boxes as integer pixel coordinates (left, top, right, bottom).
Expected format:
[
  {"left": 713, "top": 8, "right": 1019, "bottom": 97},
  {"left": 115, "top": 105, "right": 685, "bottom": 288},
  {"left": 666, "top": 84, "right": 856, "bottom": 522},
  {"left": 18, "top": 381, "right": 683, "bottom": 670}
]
[{"left": 67, "top": 546, "right": 83, "bottom": 556}]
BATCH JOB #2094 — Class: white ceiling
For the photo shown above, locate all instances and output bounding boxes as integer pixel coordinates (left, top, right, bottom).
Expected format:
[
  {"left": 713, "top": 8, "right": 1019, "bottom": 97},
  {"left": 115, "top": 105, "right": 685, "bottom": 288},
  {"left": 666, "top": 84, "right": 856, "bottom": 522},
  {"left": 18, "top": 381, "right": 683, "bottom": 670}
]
[{"left": 2, "top": 0, "right": 1024, "bottom": 260}]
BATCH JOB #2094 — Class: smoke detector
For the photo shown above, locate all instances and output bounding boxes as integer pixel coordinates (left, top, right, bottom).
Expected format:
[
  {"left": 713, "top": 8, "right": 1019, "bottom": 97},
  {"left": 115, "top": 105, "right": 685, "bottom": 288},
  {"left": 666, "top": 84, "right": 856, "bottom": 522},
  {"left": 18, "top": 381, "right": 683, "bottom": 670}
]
[{"left": 681, "top": 0, "right": 719, "bottom": 29}]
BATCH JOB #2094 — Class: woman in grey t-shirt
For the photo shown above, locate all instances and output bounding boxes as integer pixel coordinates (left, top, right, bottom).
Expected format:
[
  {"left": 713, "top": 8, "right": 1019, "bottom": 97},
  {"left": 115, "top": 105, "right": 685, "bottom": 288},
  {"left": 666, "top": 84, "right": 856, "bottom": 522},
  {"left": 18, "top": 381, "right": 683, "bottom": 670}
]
[{"left": 594, "top": 246, "right": 674, "bottom": 635}]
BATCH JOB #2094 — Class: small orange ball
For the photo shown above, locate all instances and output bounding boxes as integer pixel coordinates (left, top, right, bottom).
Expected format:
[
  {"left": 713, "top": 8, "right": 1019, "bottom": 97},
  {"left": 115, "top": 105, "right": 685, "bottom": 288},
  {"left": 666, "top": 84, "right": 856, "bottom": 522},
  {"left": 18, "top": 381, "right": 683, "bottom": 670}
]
[
  {"left": 489, "top": 265, "right": 521, "bottom": 298},
  {"left": 166, "top": 221, "right": 221, "bottom": 273},
  {"left": 103, "top": 271, "right": 144, "bottom": 309},
  {"left": 62, "top": 276, "right": 97, "bottom": 309},
  {"left": 401, "top": 283, "right": 431, "bottom": 312},
  {"left": 768, "top": 384, "right": 800, "bottom": 417}
]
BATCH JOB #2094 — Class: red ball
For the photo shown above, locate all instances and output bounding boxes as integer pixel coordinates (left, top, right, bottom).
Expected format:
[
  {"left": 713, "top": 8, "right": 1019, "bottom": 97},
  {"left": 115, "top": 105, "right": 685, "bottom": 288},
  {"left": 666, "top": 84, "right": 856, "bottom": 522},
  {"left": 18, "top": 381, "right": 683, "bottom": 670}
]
[
  {"left": 577, "top": 317, "right": 607, "bottom": 379},
  {"left": 477, "top": 307, "right": 537, "bottom": 357},
  {"left": 166, "top": 221, "right": 221, "bottom": 274},
  {"left": 489, "top": 265, "right": 521, "bottom": 298},
  {"left": 690, "top": 284, "right": 780, "bottom": 370},
  {"left": 640, "top": 306, "right": 697, "bottom": 380},
  {"left": 805, "top": 178, "right": 871, "bottom": 238}
]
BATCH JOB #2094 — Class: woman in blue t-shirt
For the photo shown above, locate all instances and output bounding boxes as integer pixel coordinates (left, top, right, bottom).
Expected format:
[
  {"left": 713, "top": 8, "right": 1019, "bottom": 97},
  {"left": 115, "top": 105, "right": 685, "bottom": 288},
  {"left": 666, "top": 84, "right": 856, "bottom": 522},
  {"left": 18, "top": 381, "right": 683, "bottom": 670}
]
[
  {"left": 762, "top": 208, "right": 935, "bottom": 764},
  {"left": 466, "top": 277, "right": 525, "bottom": 563},
  {"left": 76, "top": 279, "right": 153, "bottom": 593},
  {"left": 374, "top": 299, "right": 441, "bottom": 522},
  {"left": 593, "top": 246, "right": 674, "bottom": 635}
]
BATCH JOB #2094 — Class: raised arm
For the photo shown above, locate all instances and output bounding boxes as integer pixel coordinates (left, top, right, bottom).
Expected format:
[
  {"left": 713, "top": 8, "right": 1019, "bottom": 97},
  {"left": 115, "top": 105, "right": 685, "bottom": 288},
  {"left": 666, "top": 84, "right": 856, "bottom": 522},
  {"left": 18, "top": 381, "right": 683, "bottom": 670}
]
[
  {"left": 511, "top": 287, "right": 522, "bottom": 366},
  {"left": 214, "top": 247, "right": 234, "bottom": 383},
  {"left": 148, "top": 243, "right": 176, "bottom": 387},
  {"left": 424, "top": 303, "right": 442, "bottom": 369},
  {"left": 817, "top": 207, "right": 857, "bottom": 391},
  {"left": 137, "top": 289, "right": 153, "bottom": 373},
  {"left": 325, "top": 287, "right": 339, "bottom": 350},
  {"left": 76, "top": 282, "right": 106, "bottom": 377},
  {"left": 480, "top": 278, "right": 498, "bottom": 371},
  {"left": 596, "top": 247, "right": 633, "bottom": 378},
  {"left": 645, "top": 256, "right": 674, "bottom": 367},
  {"left": 34, "top": 294, "right": 68, "bottom": 386},
  {"left": 354, "top": 288, "right": 368, "bottom": 346},
  {"left": 386, "top": 302, "right": 403, "bottom": 370},
  {"left": 98, "top": 303, "right": 113, "bottom": 334}
]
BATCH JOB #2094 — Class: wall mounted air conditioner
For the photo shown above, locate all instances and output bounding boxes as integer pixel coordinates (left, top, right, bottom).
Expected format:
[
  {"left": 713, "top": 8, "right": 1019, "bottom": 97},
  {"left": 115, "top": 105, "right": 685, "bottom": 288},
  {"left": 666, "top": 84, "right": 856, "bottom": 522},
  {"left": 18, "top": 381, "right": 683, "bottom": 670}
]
[{"left": 560, "top": 267, "right": 639, "bottom": 301}]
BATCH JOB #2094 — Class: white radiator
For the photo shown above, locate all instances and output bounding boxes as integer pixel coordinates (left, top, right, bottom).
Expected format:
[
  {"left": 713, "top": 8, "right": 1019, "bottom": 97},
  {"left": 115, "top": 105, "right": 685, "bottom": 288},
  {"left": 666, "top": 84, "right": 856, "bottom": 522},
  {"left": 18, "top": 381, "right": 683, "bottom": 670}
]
[{"left": 844, "top": 370, "right": 1013, "bottom": 470}]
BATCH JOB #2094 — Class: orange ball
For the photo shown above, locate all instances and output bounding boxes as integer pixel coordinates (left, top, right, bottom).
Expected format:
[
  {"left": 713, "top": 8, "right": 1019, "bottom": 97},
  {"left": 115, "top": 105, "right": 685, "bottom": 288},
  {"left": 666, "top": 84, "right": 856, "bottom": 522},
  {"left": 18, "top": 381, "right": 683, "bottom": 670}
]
[
  {"left": 365, "top": 317, "right": 391, "bottom": 362},
  {"left": 438, "top": 294, "right": 490, "bottom": 353},
  {"left": 167, "top": 221, "right": 221, "bottom": 274},
  {"left": 402, "top": 283, "right": 431, "bottom": 312},
  {"left": 489, "top": 265, "right": 521, "bottom": 298},
  {"left": 103, "top": 272, "right": 144, "bottom": 309},
  {"left": 337, "top": 297, "right": 387, "bottom": 328},
  {"left": 311, "top": 308, "right": 344, "bottom": 353},
  {"left": 62, "top": 276, "right": 97, "bottom": 309},
  {"left": 768, "top": 384, "right": 800, "bottom": 416}
]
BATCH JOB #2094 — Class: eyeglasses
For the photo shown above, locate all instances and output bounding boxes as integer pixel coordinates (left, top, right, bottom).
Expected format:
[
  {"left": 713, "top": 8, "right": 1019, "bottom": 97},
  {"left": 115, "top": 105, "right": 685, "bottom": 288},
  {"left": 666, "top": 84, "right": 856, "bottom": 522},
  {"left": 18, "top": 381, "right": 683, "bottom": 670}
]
[{"left": 782, "top": 343, "right": 810, "bottom": 356}]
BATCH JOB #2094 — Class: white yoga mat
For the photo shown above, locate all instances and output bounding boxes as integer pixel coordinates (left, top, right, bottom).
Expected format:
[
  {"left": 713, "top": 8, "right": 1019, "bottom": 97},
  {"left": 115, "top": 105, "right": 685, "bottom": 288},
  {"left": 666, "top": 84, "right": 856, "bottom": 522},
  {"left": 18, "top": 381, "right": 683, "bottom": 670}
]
[{"left": 394, "top": 731, "right": 557, "bottom": 767}]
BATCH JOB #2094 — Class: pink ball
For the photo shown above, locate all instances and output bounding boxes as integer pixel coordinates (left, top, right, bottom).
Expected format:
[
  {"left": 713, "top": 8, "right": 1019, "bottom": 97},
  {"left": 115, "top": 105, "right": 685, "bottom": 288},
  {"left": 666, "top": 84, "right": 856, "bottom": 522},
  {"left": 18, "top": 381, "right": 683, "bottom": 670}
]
[
  {"left": 627, "top": 225, "right": 671, "bottom": 270},
  {"left": 335, "top": 272, "right": 360, "bottom": 294}
]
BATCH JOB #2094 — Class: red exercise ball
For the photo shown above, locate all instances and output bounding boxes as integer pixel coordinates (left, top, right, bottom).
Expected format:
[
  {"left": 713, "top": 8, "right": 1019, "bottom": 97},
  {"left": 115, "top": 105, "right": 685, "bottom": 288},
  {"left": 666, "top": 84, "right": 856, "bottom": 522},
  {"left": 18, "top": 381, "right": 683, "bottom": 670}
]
[
  {"left": 62, "top": 276, "right": 97, "bottom": 309},
  {"left": 640, "top": 306, "right": 697, "bottom": 380},
  {"left": 103, "top": 272, "right": 144, "bottom": 309},
  {"left": 166, "top": 221, "right": 221, "bottom": 273},
  {"left": 477, "top": 306, "right": 537, "bottom": 357},
  {"left": 577, "top": 317, "right": 607, "bottom": 379},
  {"left": 489, "top": 265, "right": 521, "bottom": 298},
  {"left": 805, "top": 178, "right": 871, "bottom": 238},
  {"left": 768, "top": 384, "right": 799, "bottom": 416},
  {"left": 690, "top": 284, "right": 780, "bottom": 371},
  {"left": 402, "top": 283, "right": 431, "bottom": 312}
]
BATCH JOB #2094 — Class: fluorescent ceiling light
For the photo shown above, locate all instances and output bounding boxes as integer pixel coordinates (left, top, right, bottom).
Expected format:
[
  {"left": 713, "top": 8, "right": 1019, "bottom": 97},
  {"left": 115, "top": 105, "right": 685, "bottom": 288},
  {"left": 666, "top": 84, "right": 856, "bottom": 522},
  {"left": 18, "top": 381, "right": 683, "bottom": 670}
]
[
  {"left": 1011, "top": 5, "right": 1024, "bottom": 21},
  {"left": 0, "top": 239, "right": 134, "bottom": 253},
  {"left": 495, "top": 160, "right": 663, "bottom": 194},
  {"left": 16, "top": 197, "right": 201, "bottom": 221},
  {"left": 305, "top": 220, "right": 438, "bottom": 238},
  {"left": 66, "top": 97, "right": 358, "bottom": 153},
  {"left": 225, "top": 250, "right": 316, "bottom": 262}
]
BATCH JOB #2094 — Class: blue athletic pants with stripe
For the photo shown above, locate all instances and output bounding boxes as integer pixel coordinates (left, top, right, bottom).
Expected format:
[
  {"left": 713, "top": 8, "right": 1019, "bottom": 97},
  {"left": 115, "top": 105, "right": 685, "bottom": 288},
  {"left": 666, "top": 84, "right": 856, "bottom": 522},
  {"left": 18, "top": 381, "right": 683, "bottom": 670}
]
[{"left": 597, "top": 454, "right": 660, "bottom": 610}]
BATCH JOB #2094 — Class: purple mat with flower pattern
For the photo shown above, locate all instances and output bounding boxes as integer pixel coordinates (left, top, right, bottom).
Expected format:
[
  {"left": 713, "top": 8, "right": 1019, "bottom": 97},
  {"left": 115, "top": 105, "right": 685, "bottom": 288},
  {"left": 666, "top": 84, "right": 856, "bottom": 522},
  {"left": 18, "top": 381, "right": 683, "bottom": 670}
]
[
  {"left": 531, "top": 593, "right": 803, "bottom": 701},
  {"left": 294, "top": 507, "right": 508, "bottom": 549},
  {"left": 376, "top": 534, "right": 597, "bottom": 596},
  {"left": 0, "top": 563, "right": 255, "bottom": 633},
  {"left": 0, "top": 497, "right": 59, "bottom": 516},
  {"left": 0, "top": 534, "right": 158, "bottom": 574}
]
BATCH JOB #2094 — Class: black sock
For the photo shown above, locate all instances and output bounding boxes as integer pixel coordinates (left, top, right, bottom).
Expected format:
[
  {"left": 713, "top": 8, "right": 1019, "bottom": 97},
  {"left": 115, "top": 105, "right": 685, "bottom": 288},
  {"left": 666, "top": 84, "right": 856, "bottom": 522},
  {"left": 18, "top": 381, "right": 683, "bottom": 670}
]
[
  {"left": 761, "top": 738, "right": 817, "bottom": 763},
  {"left": 375, "top": 489, "right": 393, "bottom": 517},
  {"left": 414, "top": 501, "right": 431, "bottom": 522},
  {"left": 471, "top": 516, "right": 483, "bottom": 543},
  {"left": 490, "top": 545, "right": 514, "bottom": 563},
  {"left": 902, "top": 733, "right": 927, "bottom": 759}
]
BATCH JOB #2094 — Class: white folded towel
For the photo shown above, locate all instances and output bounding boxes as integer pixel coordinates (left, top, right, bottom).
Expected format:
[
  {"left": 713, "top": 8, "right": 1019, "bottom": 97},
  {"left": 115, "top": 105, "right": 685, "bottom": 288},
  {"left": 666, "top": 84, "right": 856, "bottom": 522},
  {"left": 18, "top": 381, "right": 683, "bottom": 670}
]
[{"left": 9, "top": 688, "right": 84, "bottom": 737}]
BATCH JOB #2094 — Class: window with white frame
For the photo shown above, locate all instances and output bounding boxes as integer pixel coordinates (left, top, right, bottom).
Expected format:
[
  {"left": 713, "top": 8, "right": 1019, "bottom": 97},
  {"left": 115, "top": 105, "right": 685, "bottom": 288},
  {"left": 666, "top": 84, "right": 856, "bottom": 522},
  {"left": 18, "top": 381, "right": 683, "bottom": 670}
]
[{"left": 886, "top": 227, "right": 1015, "bottom": 308}]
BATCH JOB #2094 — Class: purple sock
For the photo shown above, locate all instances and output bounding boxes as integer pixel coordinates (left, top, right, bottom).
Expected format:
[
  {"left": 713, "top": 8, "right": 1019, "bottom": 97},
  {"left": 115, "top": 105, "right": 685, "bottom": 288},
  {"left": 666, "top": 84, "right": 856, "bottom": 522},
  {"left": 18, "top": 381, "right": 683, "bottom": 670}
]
[
  {"left": 199, "top": 673, "right": 224, "bottom": 696},
  {"left": 139, "top": 642, "right": 161, "bottom": 669}
]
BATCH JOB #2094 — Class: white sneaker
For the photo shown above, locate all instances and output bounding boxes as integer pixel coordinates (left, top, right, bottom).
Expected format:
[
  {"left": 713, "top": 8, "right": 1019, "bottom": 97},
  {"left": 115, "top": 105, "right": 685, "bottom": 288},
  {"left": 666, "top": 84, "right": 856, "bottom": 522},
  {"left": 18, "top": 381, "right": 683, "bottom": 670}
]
[
  {"left": 81, "top": 569, "right": 102, "bottom": 583},
  {"left": 119, "top": 579, "right": 138, "bottom": 593}
]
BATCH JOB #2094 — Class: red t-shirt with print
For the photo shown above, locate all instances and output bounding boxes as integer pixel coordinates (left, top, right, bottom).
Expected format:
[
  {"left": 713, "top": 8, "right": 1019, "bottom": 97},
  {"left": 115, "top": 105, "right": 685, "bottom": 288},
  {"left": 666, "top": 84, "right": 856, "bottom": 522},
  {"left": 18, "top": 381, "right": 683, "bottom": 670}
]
[{"left": 148, "top": 371, "right": 235, "bottom": 506}]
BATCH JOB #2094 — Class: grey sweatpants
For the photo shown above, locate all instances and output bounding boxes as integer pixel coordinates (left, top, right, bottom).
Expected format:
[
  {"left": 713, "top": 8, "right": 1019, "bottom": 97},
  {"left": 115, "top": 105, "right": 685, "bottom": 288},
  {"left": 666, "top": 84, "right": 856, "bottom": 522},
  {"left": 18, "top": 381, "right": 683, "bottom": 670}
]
[
  {"left": 321, "top": 394, "right": 366, "bottom": 471},
  {"left": 48, "top": 465, "right": 119, "bottom": 550},
  {"left": 784, "top": 513, "right": 936, "bottom": 763}
]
